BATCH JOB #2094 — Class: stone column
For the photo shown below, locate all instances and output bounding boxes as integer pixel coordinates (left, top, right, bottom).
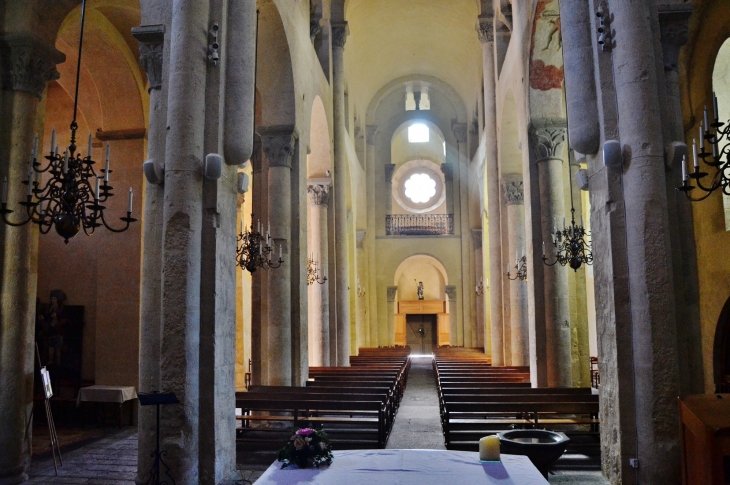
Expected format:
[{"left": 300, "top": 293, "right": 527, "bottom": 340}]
[
  {"left": 366, "top": 125, "right": 379, "bottom": 346},
  {"left": 307, "top": 180, "right": 330, "bottom": 366},
  {"left": 260, "top": 127, "right": 296, "bottom": 385},
  {"left": 503, "top": 176, "right": 528, "bottom": 366},
  {"left": 441, "top": 163, "right": 455, "bottom": 217},
  {"left": 332, "top": 23, "right": 350, "bottom": 366},
  {"left": 387, "top": 286, "right": 398, "bottom": 347},
  {"left": 445, "top": 285, "right": 458, "bottom": 346},
  {"left": 531, "top": 120, "right": 572, "bottom": 387},
  {"left": 477, "top": 13, "right": 504, "bottom": 366},
  {"left": 612, "top": 1, "right": 681, "bottom": 482},
  {"left": 384, "top": 163, "right": 396, "bottom": 215},
  {"left": 453, "top": 122, "right": 472, "bottom": 347},
  {"left": 132, "top": 23, "right": 167, "bottom": 483},
  {"left": 0, "top": 33, "right": 63, "bottom": 485},
  {"left": 472, "top": 229, "right": 486, "bottom": 351},
  {"left": 355, "top": 229, "right": 367, "bottom": 349},
  {"left": 158, "top": 0, "right": 208, "bottom": 481}
]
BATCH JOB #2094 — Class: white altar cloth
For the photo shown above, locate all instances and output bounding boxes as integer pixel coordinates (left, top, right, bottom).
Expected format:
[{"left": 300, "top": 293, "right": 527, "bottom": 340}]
[{"left": 254, "top": 449, "right": 549, "bottom": 485}]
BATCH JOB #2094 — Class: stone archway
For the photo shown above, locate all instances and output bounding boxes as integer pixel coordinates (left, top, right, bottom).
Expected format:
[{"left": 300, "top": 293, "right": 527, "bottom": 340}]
[{"left": 713, "top": 295, "right": 730, "bottom": 392}]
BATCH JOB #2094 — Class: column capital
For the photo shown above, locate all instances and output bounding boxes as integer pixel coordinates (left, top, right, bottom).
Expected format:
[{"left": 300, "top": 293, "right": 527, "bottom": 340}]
[
  {"left": 0, "top": 32, "right": 64, "bottom": 100},
  {"left": 658, "top": 4, "right": 692, "bottom": 72},
  {"left": 387, "top": 286, "right": 398, "bottom": 302},
  {"left": 452, "top": 122, "right": 468, "bottom": 144},
  {"left": 529, "top": 118, "right": 567, "bottom": 162},
  {"left": 132, "top": 24, "right": 165, "bottom": 92},
  {"left": 441, "top": 162, "right": 455, "bottom": 181},
  {"left": 307, "top": 180, "right": 330, "bottom": 206},
  {"left": 356, "top": 229, "right": 366, "bottom": 249},
  {"left": 502, "top": 175, "right": 524, "bottom": 206},
  {"left": 476, "top": 15, "right": 495, "bottom": 44},
  {"left": 258, "top": 125, "right": 298, "bottom": 169},
  {"left": 471, "top": 227, "right": 483, "bottom": 249},
  {"left": 332, "top": 22, "right": 349, "bottom": 49},
  {"left": 385, "top": 163, "right": 396, "bottom": 183},
  {"left": 445, "top": 285, "right": 457, "bottom": 301}
]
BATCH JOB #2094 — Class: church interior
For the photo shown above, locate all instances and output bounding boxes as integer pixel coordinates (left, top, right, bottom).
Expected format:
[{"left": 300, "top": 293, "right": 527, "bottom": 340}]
[{"left": 1, "top": 0, "right": 730, "bottom": 484}]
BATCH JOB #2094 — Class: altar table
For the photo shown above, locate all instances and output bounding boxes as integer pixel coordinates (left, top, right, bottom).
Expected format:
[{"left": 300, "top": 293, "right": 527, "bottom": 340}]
[
  {"left": 76, "top": 385, "right": 137, "bottom": 428},
  {"left": 255, "top": 449, "right": 549, "bottom": 485}
]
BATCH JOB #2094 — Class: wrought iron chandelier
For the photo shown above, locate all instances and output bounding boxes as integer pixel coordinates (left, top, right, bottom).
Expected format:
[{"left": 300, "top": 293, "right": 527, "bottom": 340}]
[
  {"left": 236, "top": 216, "right": 283, "bottom": 273},
  {"left": 507, "top": 255, "right": 528, "bottom": 281},
  {"left": 677, "top": 93, "right": 730, "bottom": 200},
  {"left": 475, "top": 278, "right": 485, "bottom": 296},
  {"left": 357, "top": 277, "right": 365, "bottom": 297},
  {"left": 1, "top": 0, "right": 136, "bottom": 243},
  {"left": 307, "top": 255, "right": 326, "bottom": 285}
]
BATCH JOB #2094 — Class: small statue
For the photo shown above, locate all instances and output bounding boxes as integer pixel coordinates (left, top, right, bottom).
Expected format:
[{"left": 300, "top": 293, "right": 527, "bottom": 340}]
[{"left": 417, "top": 281, "right": 424, "bottom": 300}]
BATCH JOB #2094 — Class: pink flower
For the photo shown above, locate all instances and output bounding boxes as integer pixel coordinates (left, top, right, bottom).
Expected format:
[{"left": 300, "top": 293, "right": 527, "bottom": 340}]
[{"left": 297, "top": 428, "right": 316, "bottom": 436}]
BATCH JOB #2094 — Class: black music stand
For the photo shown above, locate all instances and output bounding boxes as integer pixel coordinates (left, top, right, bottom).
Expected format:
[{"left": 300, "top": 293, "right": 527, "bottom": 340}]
[{"left": 138, "top": 392, "right": 179, "bottom": 485}]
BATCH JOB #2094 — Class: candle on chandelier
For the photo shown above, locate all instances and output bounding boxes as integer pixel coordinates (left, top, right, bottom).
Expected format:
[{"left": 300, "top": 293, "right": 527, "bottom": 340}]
[
  {"left": 542, "top": 241, "right": 545, "bottom": 257},
  {"left": 692, "top": 139, "right": 699, "bottom": 170},
  {"left": 714, "top": 92, "right": 720, "bottom": 122},
  {"left": 50, "top": 128, "right": 56, "bottom": 156},
  {"left": 63, "top": 150, "right": 69, "bottom": 174},
  {"left": 699, "top": 123, "right": 705, "bottom": 150},
  {"left": 704, "top": 106, "right": 710, "bottom": 133},
  {"left": 95, "top": 177, "right": 100, "bottom": 201},
  {"left": 87, "top": 132, "right": 93, "bottom": 159},
  {"left": 104, "top": 142, "right": 111, "bottom": 182},
  {"left": 279, "top": 244, "right": 282, "bottom": 260},
  {"left": 127, "top": 187, "right": 133, "bottom": 213},
  {"left": 682, "top": 155, "right": 688, "bottom": 182}
]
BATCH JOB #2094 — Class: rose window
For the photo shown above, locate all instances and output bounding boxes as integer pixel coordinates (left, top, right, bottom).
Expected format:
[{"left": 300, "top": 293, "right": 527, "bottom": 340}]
[{"left": 404, "top": 173, "right": 437, "bottom": 204}]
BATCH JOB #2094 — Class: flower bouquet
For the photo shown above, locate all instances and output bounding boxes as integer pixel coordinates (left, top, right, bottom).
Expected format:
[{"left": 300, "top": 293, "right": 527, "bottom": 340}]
[{"left": 277, "top": 428, "right": 333, "bottom": 469}]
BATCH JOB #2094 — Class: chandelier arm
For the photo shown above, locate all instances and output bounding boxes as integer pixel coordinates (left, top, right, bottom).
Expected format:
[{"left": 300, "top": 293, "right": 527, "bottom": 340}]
[{"left": 99, "top": 209, "right": 136, "bottom": 233}]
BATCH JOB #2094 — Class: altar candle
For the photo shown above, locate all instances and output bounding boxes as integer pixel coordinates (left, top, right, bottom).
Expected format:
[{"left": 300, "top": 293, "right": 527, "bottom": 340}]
[
  {"left": 127, "top": 187, "right": 133, "bottom": 213},
  {"left": 479, "top": 435, "right": 500, "bottom": 462},
  {"left": 104, "top": 142, "right": 111, "bottom": 182}
]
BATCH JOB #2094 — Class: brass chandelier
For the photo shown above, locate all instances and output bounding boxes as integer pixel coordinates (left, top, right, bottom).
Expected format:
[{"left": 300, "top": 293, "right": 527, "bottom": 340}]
[{"left": 1, "top": 0, "right": 136, "bottom": 243}]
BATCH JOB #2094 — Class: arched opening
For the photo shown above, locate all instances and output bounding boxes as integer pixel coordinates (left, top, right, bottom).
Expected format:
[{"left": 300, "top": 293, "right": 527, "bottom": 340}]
[{"left": 714, "top": 38, "right": 730, "bottom": 230}]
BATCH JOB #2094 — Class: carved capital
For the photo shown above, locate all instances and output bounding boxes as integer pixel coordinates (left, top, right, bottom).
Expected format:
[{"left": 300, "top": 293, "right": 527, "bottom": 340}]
[
  {"left": 529, "top": 119, "right": 567, "bottom": 162},
  {"left": 502, "top": 175, "right": 524, "bottom": 205},
  {"left": 132, "top": 25, "right": 165, "bottom": 92},
  {"left": 387, "top": 286, "right": 398, "bottom": 302},
  {"left": 452, "top": 122, "right": 468, "bottom": 144},
  {"left": 356, "top": 229, "right": 366, "bottom": 249},
  {"left": 258, "top": 126, "right": 298, "bottom": 169},
  {"left": 658, "top": 4, "right": 692, "bottom": 72},
  {"left": 476, "top": 15, "right": 495, "bottom": 44},
  {"left": 307, "top": 183, "right": 330, "bottom": 206},
  {"left": 332, "top": 23, "right": 349, "bottom": 49},
  {"left": 385, "top": 163, "right": 396, "bottom": 183},
  {"left": 0, "top": 33, "right": 64, "bottom": 100},
  {"left": 445, "top": 285, "right": 457, "bottom": 301},
  {"left": 471, "top": 228, "right": 483, "bottom": 249}
]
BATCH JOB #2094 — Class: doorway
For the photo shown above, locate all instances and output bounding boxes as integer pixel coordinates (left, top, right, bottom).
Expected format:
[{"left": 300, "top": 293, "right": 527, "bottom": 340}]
[{"left": 406, "top": 314, "right": 437, "bottom": 354}]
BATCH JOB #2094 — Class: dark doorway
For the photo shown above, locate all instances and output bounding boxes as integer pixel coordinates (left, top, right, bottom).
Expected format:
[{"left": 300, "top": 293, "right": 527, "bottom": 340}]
[
  {"left": 406, "top": 314, "right": 437, "bottom": 354},
  {"left": 714, "top": 295, "right": 730, "bottom": 393}
]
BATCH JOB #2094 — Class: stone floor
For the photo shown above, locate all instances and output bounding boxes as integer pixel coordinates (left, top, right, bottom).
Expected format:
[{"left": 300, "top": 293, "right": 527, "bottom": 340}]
[{"left": 25, "top": 356, "right": 607, "bottom": 484}]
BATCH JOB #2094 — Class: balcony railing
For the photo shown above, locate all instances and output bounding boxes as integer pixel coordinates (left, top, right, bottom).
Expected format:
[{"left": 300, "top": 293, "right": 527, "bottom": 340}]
[{"left": 385, "top": 214, "right": 454, "bottom": 236}]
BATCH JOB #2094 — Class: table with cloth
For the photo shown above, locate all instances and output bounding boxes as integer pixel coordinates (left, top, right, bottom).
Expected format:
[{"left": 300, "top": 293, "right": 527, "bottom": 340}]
[
  {"left": 76, "top": 385, "right": 137, "bottom": 428},
  {"left": 254, "top": 449, "right": 549, "bottom": 485}
]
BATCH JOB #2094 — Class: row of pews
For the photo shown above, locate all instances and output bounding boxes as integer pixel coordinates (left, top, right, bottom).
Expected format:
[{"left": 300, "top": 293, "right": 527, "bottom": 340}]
[
  {"left": 235, "top": 347, "right": 410, "bottom": 457},
  {"left": 434, "top": 348, "right": 600, "bottom": 457}
]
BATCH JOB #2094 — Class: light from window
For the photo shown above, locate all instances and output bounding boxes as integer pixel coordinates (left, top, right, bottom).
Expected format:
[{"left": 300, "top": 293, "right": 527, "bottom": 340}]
[
  {"left": 408, "top": 123, "right": 429, "bottom": 143},
  {"left": 404, "top": 173, "right": 437, "bottom": 204}
]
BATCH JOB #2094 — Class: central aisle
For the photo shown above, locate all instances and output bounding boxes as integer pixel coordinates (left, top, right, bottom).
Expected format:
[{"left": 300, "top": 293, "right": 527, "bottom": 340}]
[{"left": 385, "top": 356, "right": 445, "bottom": 449}]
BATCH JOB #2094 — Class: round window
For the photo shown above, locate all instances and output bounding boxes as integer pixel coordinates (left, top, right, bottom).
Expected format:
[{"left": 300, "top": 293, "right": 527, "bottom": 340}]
[
  {"left": 404, "top": 173, "right": 437, "bottom": 204},
  {"left": 391, "top": 160, "right": 446, "bottom": 214}
]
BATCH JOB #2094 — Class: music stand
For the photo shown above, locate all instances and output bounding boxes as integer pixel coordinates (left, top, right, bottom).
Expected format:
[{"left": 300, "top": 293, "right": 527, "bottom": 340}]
[
  {"left": 35, "top": 344, "right": 62, "bottom": 475},
  {"left": 138, "top": 392, "right": 179, "bottom": 485}
]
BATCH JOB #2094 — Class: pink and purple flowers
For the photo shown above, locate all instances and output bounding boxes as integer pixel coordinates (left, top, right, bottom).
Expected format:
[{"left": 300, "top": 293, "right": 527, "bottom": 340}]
[{"left": 277, "top": 427, "right": 333, "bottom": 469}]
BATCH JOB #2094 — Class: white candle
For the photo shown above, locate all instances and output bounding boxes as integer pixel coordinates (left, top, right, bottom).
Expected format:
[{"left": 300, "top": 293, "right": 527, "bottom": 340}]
[
  {"left": 542, "top": 241, "right": 545, "bottom": 257},
  {"left": 692, "top": 139, "right": 699, "bottom": 170},
  {"left": 700, "top": 124, "right": 705, "bottom": 150},
  {"left": 95, "top": 177, "right": 100, "bottom": 201},
  {"left": 87, "top": 132, "right": 93, "bottom": 159},
  {"left": 2, "top": 176, "right": 7, "bottom": 204},
  {"left": 714, "top": 92, "right": 719, "bottom": 122},
  {"left": 682, "top": 155, "right": 688, "bottom": 182},
  {"left": 479, "top": 435, "right": 500, "bottom": 461},
  {"left": 50, "top": 127, "right": 56, "bottom": 156},
  {"left": 704, "top": 106, "right": 710, "bottom": 132},
  {"left": 63, "top": 150, "right": 69, "bottom": 174},
  {"left": 104, "top": 142, "right": 110, "bottom": 182},
  {"left": 127, "top": 187, "right": 133, "bottom": 213},
  {"left": 279, "top": 244, "right": 282, "bottom": 259}
]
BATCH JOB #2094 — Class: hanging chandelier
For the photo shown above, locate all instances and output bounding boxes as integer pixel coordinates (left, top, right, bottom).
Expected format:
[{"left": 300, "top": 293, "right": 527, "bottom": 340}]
[
  {"left": 307, "top": 256, "right": 327, "bottom": 285},
  {"left": 357, "top": 277, "right": 365, "bottom": 297},
  {"left": 677, "top": 93, "right": 730, "bottom": 200},
  {"left": 475, "top": 278, "right": 485, "bottom": 296},
  {"left": 236, "top": 216, "right": 283, "bottom": 273},
  {"left": 507, "top": 254, "right": 528, "bottom": 281},
  {"left": 0, "top": 0, "right": 136, "bottom": 243}
]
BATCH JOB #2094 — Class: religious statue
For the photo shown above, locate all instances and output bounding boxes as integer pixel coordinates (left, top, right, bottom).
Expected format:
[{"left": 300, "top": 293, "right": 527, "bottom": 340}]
[{"left": 417, "top": 281, "right": 424, "bottom": 300}]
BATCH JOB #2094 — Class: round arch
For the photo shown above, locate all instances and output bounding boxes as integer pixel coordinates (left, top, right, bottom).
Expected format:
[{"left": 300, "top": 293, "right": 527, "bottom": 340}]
[{"left": 393, "top": 254, "right": 448, "bottom": 301}]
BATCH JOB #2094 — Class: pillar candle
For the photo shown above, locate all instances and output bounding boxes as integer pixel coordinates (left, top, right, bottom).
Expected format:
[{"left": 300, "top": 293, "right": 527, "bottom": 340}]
[
  {"left": 478, "top": 435, "right": 500, "bottom": 461},
  {"left": 104, "top": 143, "right": 111, "bottom": 182},
  {"left": 127, "top": 187, "right": 133, "bottom": 213}
]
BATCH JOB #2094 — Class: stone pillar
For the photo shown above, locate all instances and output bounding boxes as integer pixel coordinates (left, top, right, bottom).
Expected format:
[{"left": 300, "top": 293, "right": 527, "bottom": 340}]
[
  {"left": 445, "top": 285, "right": 458, "bottom": 346},
  {"left": 531, "top": 120, "right": 572, "bottom": 387},
  {"left": 453, "top": 122, "right": 472, "bottom": 347},
  {"left": 384, "top": 163, "right": 396, "bottom": 215},
  {"left": 260, "top": 127, "right": 296, "bottom": 385},
  {"left": 332, "top": 23, "right": 350, "bottom": 366},
  {"left": 132, "top": 23, "right": 167, "bottom": 484},
  {"left": 307, "top": 180, "right": 330, "bottom": 367},
  {"left": 355, "top": 229, "right": 367, "bottom": 350},
  {"left": 366, "top": 125, "right": 379, "bottom": 346},
  {"left": 503, "top": 176, "right": 528, "bottom": 366},
  {"left": 472, "top": 228, "right": 485, "bottom": 351},
  {"left": 386, "top": 286, "right": 397, "bottom": 347},
  {"left": 158, "top": 0, "right": 208, "bottom": 481},
  {"left": 612, "top": 1, "right": 681, "bottom": 481},
  {"left": 0, "top": 33, "right": 63, "bottom": 485},
  {"left": 441, "top": 163, "right": 455, "bottom": 217},
  {"left": 477, "top": 14, "right": 504, "bottom": 366}
]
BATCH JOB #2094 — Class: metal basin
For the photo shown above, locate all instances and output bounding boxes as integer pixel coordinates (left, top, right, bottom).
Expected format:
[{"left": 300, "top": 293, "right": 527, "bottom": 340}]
[{"left": 497, "top": 429, "right": 570, "bottom": 478}]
